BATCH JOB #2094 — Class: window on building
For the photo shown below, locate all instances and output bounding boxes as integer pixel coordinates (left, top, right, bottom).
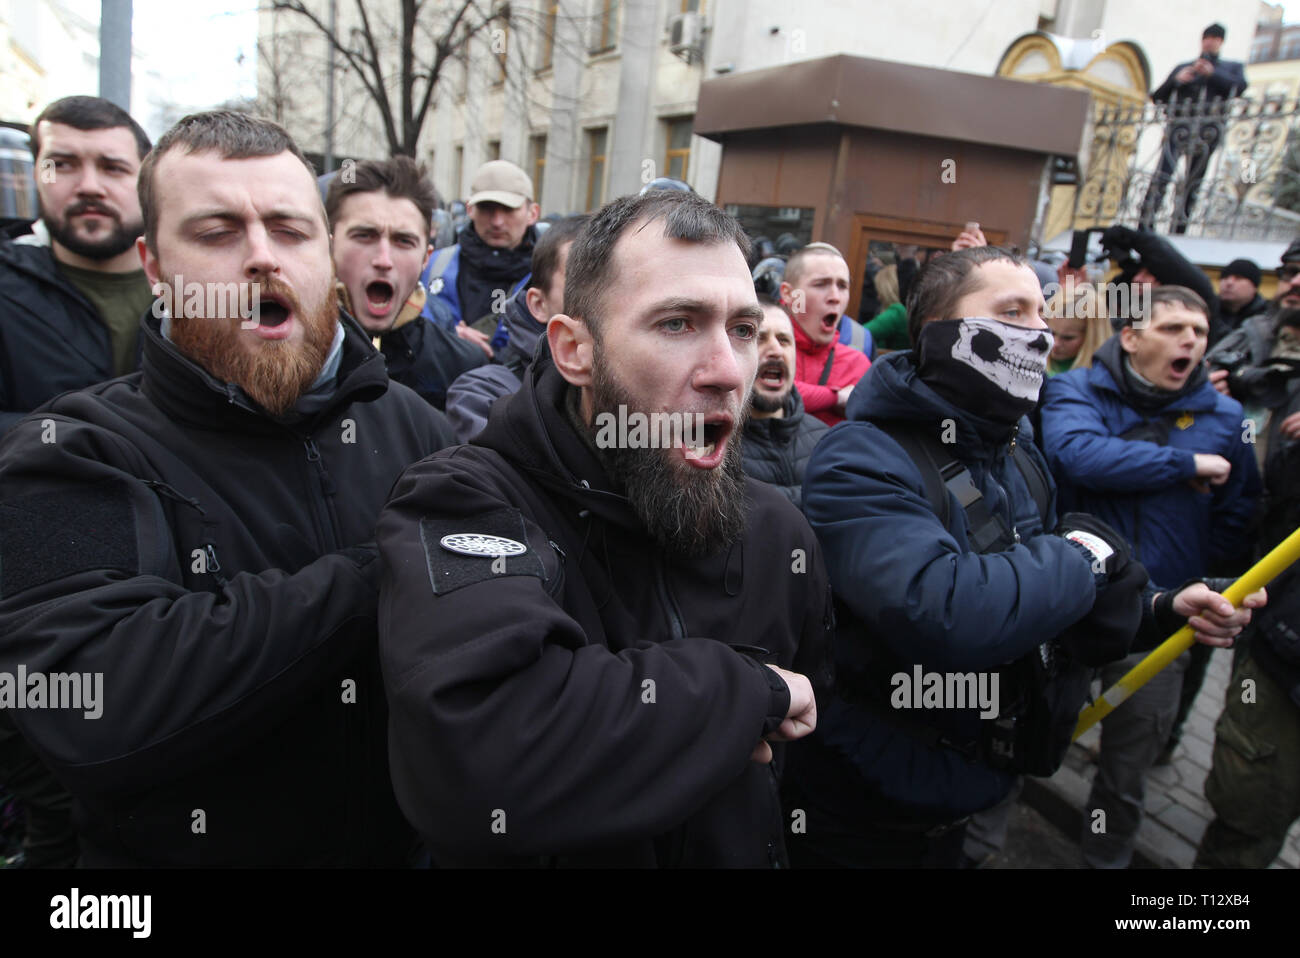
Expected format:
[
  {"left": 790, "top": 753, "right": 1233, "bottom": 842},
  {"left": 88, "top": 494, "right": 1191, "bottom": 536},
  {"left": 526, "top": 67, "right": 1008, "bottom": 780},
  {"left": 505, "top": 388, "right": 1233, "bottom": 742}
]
[
  {"left": 530, "top": 134, "right": 547, "bottom": 201},
  {"left": 678, "top": 0, "right": 701, "bottom": 11},
  {"left": 454, "top": 145, "right": 464, "bottom": 201},
  {"left": 488, "top": 140, "right": 502, "bottom": 162},
  {"left": 586, "top": 127, "right": 608, "bottom": 211},
  {"left": 539, "top": 2, "right": 557, "bottom": 71},
  {"left": 664, "top": 117, "right": 692, "bottom": 182},
  {"left": 591, "top": 0, "right": 619, "bottom": 54}
]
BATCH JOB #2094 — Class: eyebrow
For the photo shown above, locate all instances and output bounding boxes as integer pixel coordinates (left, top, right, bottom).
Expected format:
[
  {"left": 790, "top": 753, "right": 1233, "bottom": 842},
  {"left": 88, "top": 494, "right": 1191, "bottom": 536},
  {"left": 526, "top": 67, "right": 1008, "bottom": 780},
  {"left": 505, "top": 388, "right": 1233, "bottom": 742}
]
[
  {"left": 346, "top": 223, "right": 422, "bottom": 240},
  {"left": 645, "top": 296, "right": 764, "bottom": 321},
  {"left": 44, "top": 151, "right": 134, "bottom": 165},
  {"left": 182, "top": 208, "right": 318, "bottom": 228}
]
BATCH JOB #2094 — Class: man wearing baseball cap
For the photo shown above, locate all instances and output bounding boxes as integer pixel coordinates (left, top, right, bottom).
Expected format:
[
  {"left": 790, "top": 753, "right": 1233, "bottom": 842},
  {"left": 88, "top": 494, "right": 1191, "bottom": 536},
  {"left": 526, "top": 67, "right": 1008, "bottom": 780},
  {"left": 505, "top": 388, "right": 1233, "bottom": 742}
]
[
  {"left": 419, "top": 159, "right": 541, "bottom": 358},
  {"left": 1218, "top": 258, "right": 1268, "bottom": 333}
]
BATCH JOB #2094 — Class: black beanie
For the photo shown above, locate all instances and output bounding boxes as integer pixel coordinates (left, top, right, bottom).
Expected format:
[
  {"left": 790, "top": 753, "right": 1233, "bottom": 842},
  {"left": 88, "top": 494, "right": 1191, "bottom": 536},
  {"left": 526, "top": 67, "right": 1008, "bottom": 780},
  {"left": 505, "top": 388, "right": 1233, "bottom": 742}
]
[
  {"left": 1221, "top": 258, "right": 1261, "bottom": 286},
  {"left": 1203, "top": 23, "right": 1225, "bottom": 40}
]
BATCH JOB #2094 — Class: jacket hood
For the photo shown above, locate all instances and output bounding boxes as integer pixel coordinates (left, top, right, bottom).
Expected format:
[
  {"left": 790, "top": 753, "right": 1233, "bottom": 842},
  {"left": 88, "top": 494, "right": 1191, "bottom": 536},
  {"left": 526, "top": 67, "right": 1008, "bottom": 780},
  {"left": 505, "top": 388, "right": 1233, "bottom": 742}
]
[
  {"left": 1090, "top": 335, "right": 1215, "bottom": 412},
  {"left": 848, "top": 350, "right": 1029, "bottom": 455},
  {"left": 473, "top": 342, "right": 641, "bottom": 529},
  {"left": 138, "top": 309, "right": 390, "bottom": 435}
]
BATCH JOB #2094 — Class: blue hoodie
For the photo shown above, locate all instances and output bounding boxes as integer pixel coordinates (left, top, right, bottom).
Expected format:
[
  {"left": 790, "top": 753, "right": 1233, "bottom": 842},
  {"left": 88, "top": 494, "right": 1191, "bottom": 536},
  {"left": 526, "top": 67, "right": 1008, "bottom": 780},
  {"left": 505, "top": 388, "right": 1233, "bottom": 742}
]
[{"left": 798, "top": 350, "right": 1096, "bottom": 818}]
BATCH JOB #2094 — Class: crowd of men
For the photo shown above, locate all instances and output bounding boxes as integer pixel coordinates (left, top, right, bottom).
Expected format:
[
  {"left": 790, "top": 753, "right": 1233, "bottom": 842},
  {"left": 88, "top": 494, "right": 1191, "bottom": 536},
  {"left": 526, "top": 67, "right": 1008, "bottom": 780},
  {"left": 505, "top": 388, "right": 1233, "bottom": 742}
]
[{"left": 0, "top": 94, "right": 1295, "bottom": 870}]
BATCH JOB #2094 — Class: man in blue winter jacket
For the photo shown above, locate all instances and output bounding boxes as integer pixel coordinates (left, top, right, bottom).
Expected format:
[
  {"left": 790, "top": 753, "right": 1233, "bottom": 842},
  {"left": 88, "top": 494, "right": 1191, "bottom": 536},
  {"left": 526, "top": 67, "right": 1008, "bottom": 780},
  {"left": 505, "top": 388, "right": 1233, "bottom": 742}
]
[
  {"left": 1041, "top": 285, "right": 1260, "bottom": 867},
  {"left": 789, "top": 246, "right": 1263, "bottom": 868}
]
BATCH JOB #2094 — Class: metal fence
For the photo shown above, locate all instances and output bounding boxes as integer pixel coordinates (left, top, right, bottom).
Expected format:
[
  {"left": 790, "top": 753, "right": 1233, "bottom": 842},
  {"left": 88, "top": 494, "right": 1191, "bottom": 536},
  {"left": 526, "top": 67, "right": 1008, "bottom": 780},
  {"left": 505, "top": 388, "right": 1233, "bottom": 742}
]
[{"left": 1073, "top": 94, "right": 1300, "bottom": 241}]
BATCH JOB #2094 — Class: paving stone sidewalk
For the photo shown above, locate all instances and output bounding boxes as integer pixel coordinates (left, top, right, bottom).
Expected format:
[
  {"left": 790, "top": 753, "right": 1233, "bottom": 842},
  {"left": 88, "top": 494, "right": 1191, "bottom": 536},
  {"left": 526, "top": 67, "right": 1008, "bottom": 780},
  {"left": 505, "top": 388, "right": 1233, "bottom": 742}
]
[{"left": 1023, "top": 646, "right": 1300, "bottom": 869}]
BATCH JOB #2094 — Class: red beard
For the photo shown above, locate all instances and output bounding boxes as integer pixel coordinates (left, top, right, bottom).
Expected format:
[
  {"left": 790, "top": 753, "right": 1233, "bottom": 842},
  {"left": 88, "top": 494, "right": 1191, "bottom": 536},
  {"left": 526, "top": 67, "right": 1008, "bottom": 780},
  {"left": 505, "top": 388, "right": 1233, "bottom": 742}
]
[{"left": 169, "top": 278, "right": 338, "bottom": 417}]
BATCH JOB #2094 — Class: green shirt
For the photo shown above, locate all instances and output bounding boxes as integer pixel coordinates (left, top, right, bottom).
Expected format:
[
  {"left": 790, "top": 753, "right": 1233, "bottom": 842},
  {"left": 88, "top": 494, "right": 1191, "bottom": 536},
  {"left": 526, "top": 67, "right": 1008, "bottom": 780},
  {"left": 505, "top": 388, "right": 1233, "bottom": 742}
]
[
  {"left": 1047, "top": 356, "right": 1076, "bottom": 377},
  {"left": 865, "top": 301, "right": 910, "bottom": 352},
  {"left": 57, "top": 263, "right": 154, "bottom": 377}
]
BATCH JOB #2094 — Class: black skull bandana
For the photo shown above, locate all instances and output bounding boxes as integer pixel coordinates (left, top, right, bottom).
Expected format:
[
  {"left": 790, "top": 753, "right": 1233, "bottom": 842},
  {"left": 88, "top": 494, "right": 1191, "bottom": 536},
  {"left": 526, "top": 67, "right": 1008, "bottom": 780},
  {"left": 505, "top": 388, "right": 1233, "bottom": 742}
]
[{"left": 916, "top": 317, "right": 1054, "bottom": 424}]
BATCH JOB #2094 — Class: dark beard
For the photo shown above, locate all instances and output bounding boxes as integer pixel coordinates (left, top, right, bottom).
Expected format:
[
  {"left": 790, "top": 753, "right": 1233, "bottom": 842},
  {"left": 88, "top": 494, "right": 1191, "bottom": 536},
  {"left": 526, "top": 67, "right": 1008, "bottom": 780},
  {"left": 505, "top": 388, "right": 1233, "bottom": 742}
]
[
  {"left": 41, "top": 198, "right": 142, "bottom": 262},
  {"left": 1276, "top": 306, "right": 1300, "bottom": 329},
  {"left": 587, "top": 348, "right": 749, "bottom": 559},
  {"left": 170, "top": 279, "right": 338, "bottom": 417},
  {"left": 750, "top": 387, "right": 788, "bottom": 414}
]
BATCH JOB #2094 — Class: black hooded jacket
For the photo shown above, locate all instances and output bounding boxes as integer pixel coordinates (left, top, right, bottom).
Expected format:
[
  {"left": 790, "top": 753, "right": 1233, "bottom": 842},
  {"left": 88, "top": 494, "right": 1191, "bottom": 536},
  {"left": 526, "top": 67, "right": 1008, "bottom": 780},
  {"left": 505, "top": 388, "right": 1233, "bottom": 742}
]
[
  {"left": 740, "top": 388, "right": 828, "bottom": 507},
  {"left": 0, "top": 311, "right": 454, "bottom": 866},
  {"left": 377, "top": 346, "right": 833, "bottom": 867},
  {"left": 0, "top": 232, "right": 126, "bottom": 433}
]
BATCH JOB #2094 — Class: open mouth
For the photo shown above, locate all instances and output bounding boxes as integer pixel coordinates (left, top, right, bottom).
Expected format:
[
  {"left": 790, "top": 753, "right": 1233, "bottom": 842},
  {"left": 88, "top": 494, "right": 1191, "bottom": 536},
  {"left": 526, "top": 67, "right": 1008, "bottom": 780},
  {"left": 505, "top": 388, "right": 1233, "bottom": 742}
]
[
  {"left": 258, "top": 299, "right": 291, "bottom": 327},
  {"left": 364, "top": 280, "right": 395, "bottom": 317},
  {"left": 683, "top": 417, "right": 733, "bottom": 467},
  {"left": 1170, "top": 356, "right": 1192, "bottom": 376},
  {"left": 820, "top": 313, "right": 838, "bottom": 332},
  {"left": 756, "top": 360, "right": 787, "bottom": 389}
]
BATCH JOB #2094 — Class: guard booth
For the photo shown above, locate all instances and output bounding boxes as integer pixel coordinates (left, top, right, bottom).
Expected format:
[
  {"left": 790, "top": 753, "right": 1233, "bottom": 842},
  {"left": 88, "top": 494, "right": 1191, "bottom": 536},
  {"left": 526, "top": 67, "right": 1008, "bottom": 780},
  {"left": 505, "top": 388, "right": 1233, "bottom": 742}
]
[{"left": 694, "top": 55, "right": 1090, "bottom": 320}]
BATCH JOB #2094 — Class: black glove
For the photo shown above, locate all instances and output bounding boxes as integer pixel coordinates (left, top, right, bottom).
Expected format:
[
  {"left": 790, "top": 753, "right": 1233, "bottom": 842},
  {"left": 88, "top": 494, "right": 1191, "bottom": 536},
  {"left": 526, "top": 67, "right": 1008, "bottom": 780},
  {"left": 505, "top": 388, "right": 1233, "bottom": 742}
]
[
  {"left": 1057, "top": 513, "right": 1150, "bottom": 666},
  {"left": 1100, "top": 225, "right": 1139, "bottom": 258},
  {"left": 1057, "top": 512, "right": 1133, "bottom": 580}
]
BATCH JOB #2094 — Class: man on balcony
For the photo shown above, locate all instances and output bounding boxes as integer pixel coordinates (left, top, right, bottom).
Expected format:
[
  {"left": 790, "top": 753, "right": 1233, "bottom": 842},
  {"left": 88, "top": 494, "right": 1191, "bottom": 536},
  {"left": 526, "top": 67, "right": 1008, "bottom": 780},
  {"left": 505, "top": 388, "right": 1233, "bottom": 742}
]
[{"left": 1139, "top": 23, "right": 1247, "bottom": 235}]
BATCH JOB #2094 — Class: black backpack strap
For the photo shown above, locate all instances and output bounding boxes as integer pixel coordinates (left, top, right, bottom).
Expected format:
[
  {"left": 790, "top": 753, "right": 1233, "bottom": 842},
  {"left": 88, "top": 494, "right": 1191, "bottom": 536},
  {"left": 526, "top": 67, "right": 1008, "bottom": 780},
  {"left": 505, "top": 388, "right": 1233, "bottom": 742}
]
[
  {"left": 874, "top": 420, "right": 1012, "bottom": 553},
  {"left": 818, "top": 344, "right": 837, "bottom": 386}
]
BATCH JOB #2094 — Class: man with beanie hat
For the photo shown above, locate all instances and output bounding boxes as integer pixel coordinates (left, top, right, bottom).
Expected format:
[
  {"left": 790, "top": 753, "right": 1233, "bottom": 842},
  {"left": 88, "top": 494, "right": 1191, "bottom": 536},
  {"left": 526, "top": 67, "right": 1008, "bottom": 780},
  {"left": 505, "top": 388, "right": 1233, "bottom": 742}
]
[
  {"left": 1140, "top": 24, "right": 1247, "bottom": 234},
  {"left": 1218, "top": 258, "right": 1268, "bottom": 332},
  {"left": 419, "top": 159, "right": 540, "bottom": 359}
]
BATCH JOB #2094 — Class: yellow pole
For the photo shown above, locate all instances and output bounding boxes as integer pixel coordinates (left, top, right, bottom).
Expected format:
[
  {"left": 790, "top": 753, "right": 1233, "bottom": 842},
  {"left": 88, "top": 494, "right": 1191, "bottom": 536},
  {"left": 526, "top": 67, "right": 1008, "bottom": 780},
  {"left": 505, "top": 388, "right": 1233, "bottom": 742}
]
[{"left": 1073, "top": 525, "right": 1300, "bottom": 740}]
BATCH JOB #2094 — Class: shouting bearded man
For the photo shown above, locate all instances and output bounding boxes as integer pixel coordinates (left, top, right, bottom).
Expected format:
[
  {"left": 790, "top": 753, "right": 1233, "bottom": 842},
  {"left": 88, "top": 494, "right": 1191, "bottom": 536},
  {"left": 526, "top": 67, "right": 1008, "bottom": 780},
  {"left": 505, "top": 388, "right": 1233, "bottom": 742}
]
[
  {"left": 0, "top": 111, "right": 454, "bottom": 866},
  {"left": 377, "top": 190, "right": 831, "bottom": 867}
]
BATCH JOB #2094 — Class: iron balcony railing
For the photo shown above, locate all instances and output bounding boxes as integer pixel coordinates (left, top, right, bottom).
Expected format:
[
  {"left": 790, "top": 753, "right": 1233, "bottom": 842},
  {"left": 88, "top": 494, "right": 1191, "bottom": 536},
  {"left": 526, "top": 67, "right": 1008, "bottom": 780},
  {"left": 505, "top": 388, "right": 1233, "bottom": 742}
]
[{"left": 1074, "top": 93, "right": 1300, "bottom": 241}]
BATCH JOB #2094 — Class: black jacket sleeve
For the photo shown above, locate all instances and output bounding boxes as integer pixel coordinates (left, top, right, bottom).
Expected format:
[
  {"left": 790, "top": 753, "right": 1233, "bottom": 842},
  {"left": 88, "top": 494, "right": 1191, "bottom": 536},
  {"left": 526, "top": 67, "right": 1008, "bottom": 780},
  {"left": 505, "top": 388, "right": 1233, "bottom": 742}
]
[
  {"left": 0, "top": 417, "right": 386, "bottom": 798},
  {"left": 376, "top": 448, "right": 796, "bottom": 861}
]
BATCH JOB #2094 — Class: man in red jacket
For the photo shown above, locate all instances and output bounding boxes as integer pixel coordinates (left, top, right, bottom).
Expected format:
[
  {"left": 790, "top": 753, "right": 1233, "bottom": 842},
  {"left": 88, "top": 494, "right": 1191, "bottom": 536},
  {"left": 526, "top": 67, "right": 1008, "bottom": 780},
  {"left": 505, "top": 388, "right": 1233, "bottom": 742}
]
[{"left": 780, "top": 242, "right": 871, "bottom": 425}]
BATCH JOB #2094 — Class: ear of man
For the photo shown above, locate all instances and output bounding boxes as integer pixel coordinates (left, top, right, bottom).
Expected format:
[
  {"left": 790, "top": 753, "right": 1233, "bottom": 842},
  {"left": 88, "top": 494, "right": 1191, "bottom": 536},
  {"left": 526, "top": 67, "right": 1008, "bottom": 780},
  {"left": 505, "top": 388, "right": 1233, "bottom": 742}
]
[
  {"left": 547, "top": 314, "right": 593, "bottom": 387},
  {"left": 137, "top": 235, "right": 161, "bottom": 287},
  {"left": 526, "top": 285, "right": 548, "bottom": 324}
]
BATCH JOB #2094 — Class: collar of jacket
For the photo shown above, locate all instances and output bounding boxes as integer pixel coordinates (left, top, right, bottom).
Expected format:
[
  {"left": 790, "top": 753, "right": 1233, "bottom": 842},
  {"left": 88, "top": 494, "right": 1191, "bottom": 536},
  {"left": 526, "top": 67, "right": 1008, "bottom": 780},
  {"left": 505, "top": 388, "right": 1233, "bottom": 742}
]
[
  {"left": 138, "top": 309, "right": 390, "bottom": 434},
  {"left": 503, "top": 285, "right": 544, "bottom": 359},
  {"left": 849, "top": 349, "right": 1030, "bottom": 457},
  {"left": 1089, "top": 335, "right": 1216, "bottom": 414},
  {"left": 472, "top": 340, "right": 642, "bottom": 530},
  {"left": 744, "top": 386, "right": 807, "bottom": 441}
]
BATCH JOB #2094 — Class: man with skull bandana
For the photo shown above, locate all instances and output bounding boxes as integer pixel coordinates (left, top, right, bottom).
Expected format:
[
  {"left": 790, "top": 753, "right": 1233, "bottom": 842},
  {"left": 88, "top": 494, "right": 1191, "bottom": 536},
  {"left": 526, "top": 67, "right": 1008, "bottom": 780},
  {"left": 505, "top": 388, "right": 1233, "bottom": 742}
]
[{"left": 789, "top": 246, "right": 1261, "bottom": 867}]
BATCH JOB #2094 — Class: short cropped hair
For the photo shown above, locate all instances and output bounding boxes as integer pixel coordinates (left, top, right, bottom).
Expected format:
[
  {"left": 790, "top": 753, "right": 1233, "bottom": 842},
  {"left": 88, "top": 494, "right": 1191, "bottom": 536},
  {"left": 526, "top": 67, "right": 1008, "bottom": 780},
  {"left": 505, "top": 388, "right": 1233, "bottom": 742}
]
[
  {"left": 137, "top": 111, "right": 317, "bottom": 252},
  {"left": 906, "top": 245, "right": 1028, "bottom": 347},
  {"left": 326, "top": 156, "right": 440, "bottom": 241},
  {"left": 564, "top": 192, "right": 750, "bottom": 336},
  {"left": 783, "top": 242, "right": 845, "bottom": 289},
  {"left": 1127, "top": 284, "right": 1209, "bottom": 329},
  {"left": 31, "top": 95, "right": 151, "bottom": 161},
  {"left": 531, "top": 214, "right": 589, "bottom": 297}
]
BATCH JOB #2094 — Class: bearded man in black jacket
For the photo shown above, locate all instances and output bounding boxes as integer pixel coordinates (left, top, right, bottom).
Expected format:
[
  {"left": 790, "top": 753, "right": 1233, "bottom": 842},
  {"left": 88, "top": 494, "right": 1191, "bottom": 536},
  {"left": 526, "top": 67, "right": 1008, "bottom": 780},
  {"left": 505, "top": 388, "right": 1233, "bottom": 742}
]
[
  {"left": 378, "top": 190, "right": 830, "bottom": 867},
  {"left": 0, "top": 111, "right": 454, "bottom": 866},
  {"left": 741, "top": 297, "right": 827, "bottom": 507}
]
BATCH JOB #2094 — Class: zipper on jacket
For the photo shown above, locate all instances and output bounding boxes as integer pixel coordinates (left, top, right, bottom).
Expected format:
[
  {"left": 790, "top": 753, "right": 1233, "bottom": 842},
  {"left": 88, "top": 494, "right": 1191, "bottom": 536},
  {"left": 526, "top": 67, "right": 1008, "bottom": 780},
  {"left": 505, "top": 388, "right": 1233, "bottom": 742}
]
[
  {"left": 1006, "top": 427, "right": 1022, "bottom": 544},
  {"left": 301, "top": 436, "right": 342, "bottom": 551},
  {"left": 656, "top": 555, "right": 687, "bottom": 641}
]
